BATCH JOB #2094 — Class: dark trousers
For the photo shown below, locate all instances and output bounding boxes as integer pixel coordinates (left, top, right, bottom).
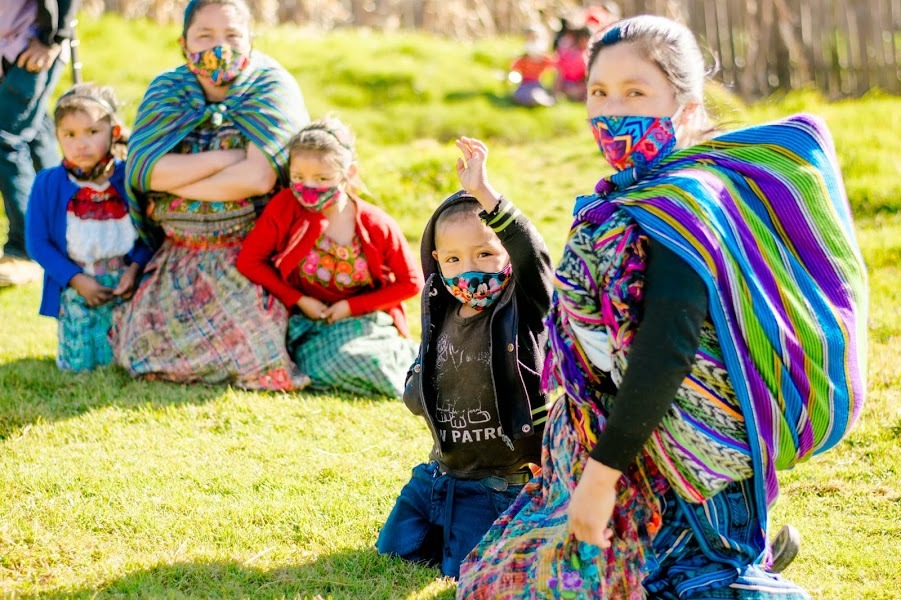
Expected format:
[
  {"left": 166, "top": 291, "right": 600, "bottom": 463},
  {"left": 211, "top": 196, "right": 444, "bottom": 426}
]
[
  {"left": 0, "top": 56, "right": 64, "bottom": 258},
  {"left": 376, "top": 461, "right": 523, "bottom": 579}
]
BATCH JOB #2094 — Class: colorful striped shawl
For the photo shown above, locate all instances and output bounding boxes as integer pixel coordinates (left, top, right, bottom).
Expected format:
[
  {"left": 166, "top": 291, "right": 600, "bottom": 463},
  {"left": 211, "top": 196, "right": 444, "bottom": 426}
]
[
  {"left": 125, "top": 52, "right": 309, "bottom": 247},
  {"left": 571, "top": 114, "right": 868, "bottom": 510}
]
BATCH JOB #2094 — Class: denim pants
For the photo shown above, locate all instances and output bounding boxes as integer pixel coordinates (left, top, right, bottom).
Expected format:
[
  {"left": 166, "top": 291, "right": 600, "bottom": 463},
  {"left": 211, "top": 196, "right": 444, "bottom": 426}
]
[
  {"left": 376, "top": 461, "right": 523, "bottom": 579},
  {"left": 0, "top": 56, "right": 64, "bottom": 258}
]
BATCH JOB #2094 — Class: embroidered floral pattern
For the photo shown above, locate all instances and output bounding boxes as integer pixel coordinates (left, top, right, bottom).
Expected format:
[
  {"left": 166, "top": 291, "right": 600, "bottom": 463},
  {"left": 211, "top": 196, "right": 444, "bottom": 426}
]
[{"left": 298, "top": 233, "right": 372, "bottom": 291}]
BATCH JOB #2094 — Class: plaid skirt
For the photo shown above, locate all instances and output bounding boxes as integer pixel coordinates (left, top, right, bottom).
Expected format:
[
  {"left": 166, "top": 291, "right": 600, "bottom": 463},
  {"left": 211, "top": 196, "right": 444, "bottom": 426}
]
[
  {"left": 111, "top": 241, "right": 306, "bottom": 391},
  {"left": 287, "top": 311, "right": 418, "bottom": 398}
]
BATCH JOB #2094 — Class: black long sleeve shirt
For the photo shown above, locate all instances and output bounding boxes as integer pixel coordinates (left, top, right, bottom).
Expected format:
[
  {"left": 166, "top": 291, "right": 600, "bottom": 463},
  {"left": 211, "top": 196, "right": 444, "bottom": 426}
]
[{"left": 589, "top": 238, "right": 709, "bottom": 471}]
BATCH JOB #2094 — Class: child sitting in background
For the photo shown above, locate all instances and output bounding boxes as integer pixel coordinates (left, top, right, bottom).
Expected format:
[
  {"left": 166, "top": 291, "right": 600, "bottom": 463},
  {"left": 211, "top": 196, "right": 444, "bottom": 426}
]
[
  {"left": 554, "top": 25, "right": 592, "bottom": 101},
  {"left": 26, "top": 84, "right": 152, "bottom": 372},
  {"left": 376, "top": 137, "right": 553, "bottom": 578},
  {"left": 510, "top": 25, "right": 556, "bottom": 107},
  {"left": 236, "top": 117, "right": 422, "bottom": 397}
]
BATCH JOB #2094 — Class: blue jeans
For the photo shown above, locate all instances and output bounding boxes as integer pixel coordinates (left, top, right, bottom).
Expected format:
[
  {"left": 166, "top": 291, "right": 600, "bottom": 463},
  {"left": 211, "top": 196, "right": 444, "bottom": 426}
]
[
  {"left": 0, "top": 57, "right": 64, "bottom": 258},
  {"left": 376, "top": 461, "right": 523, "bottom": 578}
]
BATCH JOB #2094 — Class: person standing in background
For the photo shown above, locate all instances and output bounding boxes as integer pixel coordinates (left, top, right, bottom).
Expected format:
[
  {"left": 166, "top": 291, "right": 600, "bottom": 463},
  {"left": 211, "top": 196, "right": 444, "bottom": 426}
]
[{"left": 0, "top": 0, "right": 79, "bottom": 286}]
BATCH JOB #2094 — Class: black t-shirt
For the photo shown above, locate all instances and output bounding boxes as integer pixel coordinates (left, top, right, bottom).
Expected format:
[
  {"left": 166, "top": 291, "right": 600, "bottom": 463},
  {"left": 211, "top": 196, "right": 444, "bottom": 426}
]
[{"left": 429, "top": 303, "right": 538, "bottom": 479}]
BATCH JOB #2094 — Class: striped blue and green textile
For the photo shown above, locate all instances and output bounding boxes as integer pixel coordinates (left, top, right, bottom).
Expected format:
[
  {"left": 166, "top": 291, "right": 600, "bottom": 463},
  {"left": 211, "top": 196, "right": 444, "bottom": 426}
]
[
  {"left": 125, "top": 52, "right": 308, "bottom": 247},
  {"left": 568, "top": 114, "right": 868, "bottom": 516}
]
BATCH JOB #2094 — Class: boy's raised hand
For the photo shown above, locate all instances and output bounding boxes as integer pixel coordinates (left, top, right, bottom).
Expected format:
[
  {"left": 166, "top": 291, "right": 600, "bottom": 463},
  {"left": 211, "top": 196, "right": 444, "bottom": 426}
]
[{"left": 455, "top": 137, "right": 500, "bottom": 211}]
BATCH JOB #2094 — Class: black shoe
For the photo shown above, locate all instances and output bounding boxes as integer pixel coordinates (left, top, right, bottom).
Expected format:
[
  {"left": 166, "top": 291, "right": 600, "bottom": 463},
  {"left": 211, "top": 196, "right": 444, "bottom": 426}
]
[{"left": 770, "top": 524, "right": 801, "bottom": 573}]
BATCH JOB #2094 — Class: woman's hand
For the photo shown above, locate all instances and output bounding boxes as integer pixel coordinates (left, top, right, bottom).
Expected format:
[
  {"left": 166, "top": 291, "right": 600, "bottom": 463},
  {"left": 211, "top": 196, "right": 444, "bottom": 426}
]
[
  {"left": 455, "top": 137, "right": 501, "bottom": 211},
  {"left": 321, "top": 300, "right": 352, "bottom": 324},
  {"left": 297, "top": 296, "right": 329, "bottom": 321},
  {"left": 17, "top": 38, "right": 61, "bottom": 72},
  {"left": 113, "top": 263, "right": 143, "bottom": 300},
  {"left": 70, "top": 273, "right": 114, "bottom": 307},
  {"left": 567, "top": 457, "right": 621, "bottom": 548}
]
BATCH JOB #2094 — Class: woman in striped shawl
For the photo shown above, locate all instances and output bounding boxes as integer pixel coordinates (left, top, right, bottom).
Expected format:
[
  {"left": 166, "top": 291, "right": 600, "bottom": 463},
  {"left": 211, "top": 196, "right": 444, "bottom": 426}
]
[
  {"left": 457, "top": 16, "right": 867, "bottom": 599},
  {"left": 111, "top": 0, "right": 310, "bottom": 390}
]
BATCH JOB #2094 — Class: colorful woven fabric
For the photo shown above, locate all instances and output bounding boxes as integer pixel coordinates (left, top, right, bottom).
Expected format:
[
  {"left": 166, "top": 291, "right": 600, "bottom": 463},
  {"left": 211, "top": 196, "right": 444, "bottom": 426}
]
[
  {"left": 57, "top": 269, "right": 126, "bottom": 372},
  {"left": 547, "top": 210, "right": 753, "bottom": 502},
  {"left": 125, "top": 51, "right": 308, "bottom": 247},
  {"left": 457, "top": 393, "right": 809, "bottom": 598},
  {"left": 286, "top": 311, "right": 418, "bottom": 398},
  {"left": 567, "top": 114, "right": 867, "bottom": 514},
  {"left": 112, "top": 122, "right": 307, "bottom": 391},
  {"left": 146, "top": 122, "right": 259, "bottom": 248},
  {"left": 459, "top": 114, "right": 848, "bottom": 599},
  {"left": 456, "top": 395, "right": 669, "bottom": 599}
]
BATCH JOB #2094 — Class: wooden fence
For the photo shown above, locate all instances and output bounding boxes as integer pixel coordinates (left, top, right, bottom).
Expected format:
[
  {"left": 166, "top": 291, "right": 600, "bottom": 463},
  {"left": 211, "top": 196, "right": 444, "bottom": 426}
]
[
  {"left": 616, "top": 0, "right": 900, "bottom": 99},
  {"left": 82, "top": 0, "right": 900, "bottom": 99}
]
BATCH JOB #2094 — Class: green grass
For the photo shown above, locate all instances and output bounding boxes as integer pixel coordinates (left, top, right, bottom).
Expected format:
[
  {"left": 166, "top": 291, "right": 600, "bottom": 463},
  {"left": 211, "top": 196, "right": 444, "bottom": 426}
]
[{"left": 1, "top": 14, "right": 899, "bottom": 599}]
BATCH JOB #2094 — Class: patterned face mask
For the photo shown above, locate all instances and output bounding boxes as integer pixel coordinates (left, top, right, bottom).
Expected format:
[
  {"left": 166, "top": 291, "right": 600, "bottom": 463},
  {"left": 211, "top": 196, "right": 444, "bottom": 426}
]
[
  {"left": 185, "top": 44, "right": 250, "bottom": 86},
  {"left": 441, "top": 263, "right": 513, "bottom": 312},
  {"left": 290, "top": 183, "right": 342, "bottom": 212},
  {"left": 588, "top": 112, "right": 680, "bottom": 172},
  {"left": 62, "top": 152, "right": 114, "bottom": 181}
]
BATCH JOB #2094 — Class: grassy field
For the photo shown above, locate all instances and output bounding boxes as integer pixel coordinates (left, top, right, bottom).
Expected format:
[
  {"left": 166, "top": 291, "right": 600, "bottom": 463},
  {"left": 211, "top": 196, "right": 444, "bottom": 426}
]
[{"left": 1, "top": 14, "right": 899, "bottom": 599}]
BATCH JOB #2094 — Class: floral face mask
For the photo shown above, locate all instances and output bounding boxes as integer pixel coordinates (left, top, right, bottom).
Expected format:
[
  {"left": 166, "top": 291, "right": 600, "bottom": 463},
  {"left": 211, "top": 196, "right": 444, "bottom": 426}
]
[
  {"left": 441, "top": 263, "right": 513, "bottom": 311},
  {"left": 185, "top": 44, "right": 249, "bottom": 86},
  {"left": 290, "top": 183, "right": 342, "bottom": 213}
]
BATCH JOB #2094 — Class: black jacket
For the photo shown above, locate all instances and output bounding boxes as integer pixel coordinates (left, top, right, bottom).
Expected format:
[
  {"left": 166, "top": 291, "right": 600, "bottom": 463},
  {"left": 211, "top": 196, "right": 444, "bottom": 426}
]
[
  {"left": 36, "top": 0, "right": 79, "bottom": 46},
  {"left": 404, "top": 191, "right": 554, "bottom": 456}
]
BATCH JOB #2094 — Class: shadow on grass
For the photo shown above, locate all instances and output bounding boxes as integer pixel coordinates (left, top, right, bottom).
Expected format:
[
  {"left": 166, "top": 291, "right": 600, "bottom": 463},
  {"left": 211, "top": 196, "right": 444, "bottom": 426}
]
[
  {"left": 32, "top": 549, "right": 456, "bottom": 599},
  {"left": 0, "top": 358, "right": 228, "bottom": 440}
]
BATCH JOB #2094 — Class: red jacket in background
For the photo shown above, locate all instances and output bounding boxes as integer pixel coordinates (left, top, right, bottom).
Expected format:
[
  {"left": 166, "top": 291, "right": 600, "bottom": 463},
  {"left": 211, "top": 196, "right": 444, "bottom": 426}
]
[{"left": 236, "top": 189, "right": 423, "bottom": 338}]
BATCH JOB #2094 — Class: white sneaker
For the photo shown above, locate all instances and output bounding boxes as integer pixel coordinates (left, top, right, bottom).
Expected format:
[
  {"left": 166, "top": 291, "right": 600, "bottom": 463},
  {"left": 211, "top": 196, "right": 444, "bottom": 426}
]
[{"left": 0, "top": 255, "right": 43, "bottom": 286}]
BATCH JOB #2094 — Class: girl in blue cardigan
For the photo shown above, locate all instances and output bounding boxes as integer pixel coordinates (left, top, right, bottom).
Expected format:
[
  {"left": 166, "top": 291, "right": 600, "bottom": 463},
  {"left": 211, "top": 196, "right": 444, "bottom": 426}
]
[{"left": 26, "top": 84, "right": 152, "bottom": 372}]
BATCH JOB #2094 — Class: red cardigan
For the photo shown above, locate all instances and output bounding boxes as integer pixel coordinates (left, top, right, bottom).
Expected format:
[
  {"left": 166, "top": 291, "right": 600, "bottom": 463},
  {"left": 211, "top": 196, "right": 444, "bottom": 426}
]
[{"left": 236, "top": 189, "right": 423, "bottom": 338}]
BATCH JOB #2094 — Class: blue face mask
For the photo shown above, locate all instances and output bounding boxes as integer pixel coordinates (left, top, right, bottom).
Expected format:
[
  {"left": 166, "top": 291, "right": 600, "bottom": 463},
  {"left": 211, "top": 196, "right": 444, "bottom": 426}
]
[
  {"left": 441, "top": 264, "right": 513, "bottom": 311},
  {"left": 588, "top": 113, "right": 679, "bottom": 173}
]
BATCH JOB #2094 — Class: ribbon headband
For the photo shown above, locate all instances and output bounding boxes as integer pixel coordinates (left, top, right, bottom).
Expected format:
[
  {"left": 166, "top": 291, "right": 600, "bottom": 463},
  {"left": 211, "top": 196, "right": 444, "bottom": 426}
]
[
  {"left": 305, "top": 125, "right": 353, "bottom": 151},
  {"left": 56, "top": 91, "right": 117, "bottom": 117}
]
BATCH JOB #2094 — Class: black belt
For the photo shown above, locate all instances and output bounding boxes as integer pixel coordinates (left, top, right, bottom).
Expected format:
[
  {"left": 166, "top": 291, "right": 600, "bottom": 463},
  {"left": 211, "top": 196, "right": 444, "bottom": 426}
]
[{"left": 478, "top": 470, "right": 533, "bottom": 492}]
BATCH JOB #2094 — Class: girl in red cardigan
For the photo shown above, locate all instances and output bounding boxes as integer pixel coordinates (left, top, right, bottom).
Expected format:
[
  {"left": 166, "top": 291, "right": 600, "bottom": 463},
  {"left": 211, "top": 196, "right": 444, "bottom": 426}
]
[{"left": 236, "top": 118, "right": 423, "bottom": 397}]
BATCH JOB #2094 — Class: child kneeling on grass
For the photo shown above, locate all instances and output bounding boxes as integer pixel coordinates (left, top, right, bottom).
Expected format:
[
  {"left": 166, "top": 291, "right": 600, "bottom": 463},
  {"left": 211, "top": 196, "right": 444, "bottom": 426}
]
[
  {"left": 375, "top": 137, "right": 553, "bottom": 578},
  {"left": 26, "top": 84, "right": 152, "bottom": 372}
]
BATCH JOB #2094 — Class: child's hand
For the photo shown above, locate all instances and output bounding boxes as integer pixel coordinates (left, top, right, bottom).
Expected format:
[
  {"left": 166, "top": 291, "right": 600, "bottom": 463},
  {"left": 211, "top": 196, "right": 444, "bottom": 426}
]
[
  {"left": 113, "top": 263, "right": 142, "bottom": 300},
  {"left": 297, "top": 296, "right": 330, "bottom": 321},
  {"left": 70, "top": 273, "right": 114, "bottom": 307},
  {"left": 321, "top": 299, "right": 352, "bottom": 324},
  {"left": 455, "top": 137, "right": 501, "bottom": 212}
]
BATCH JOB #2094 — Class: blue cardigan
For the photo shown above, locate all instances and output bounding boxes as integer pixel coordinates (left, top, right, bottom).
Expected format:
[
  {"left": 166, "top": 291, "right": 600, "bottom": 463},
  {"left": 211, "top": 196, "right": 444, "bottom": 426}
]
[{"left": 25, "top": 159, "right": 153, "bottom": 318}]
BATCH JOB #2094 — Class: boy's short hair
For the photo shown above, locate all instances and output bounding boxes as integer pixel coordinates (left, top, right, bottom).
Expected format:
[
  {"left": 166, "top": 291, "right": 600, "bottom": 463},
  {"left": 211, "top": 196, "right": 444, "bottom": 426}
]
[{"left": 434, "top": 198, "right": 483, "bottom": 241}]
